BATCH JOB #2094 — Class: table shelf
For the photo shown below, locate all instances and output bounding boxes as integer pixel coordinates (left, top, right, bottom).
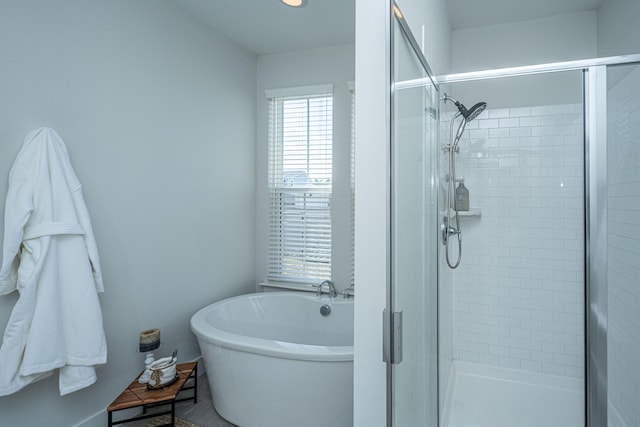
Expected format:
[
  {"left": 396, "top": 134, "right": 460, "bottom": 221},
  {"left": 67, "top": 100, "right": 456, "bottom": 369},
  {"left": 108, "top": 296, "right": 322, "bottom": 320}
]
[{"left": 107, "top": 362, "right": 197, "bottom": 427}]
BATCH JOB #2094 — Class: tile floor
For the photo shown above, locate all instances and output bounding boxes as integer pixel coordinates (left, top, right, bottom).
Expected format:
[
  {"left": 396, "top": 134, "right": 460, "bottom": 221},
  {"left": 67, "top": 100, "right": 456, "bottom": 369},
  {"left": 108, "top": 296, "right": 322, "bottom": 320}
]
[{"left": 121, "top": 373, "right": 235, "bottom": 427}]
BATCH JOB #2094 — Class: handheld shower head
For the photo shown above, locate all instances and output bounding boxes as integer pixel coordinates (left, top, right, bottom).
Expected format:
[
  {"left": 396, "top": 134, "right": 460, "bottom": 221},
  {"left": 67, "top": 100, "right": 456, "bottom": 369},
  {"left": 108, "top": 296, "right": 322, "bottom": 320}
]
[
  {"left": 442, "top": 93, "right": 487, "bottom": 146},
  {"left": 443, "top": 93, "right": 487, "bottom": 122},
  {"left": 459, "top": 102, "right": 487, "bottom": 122}
]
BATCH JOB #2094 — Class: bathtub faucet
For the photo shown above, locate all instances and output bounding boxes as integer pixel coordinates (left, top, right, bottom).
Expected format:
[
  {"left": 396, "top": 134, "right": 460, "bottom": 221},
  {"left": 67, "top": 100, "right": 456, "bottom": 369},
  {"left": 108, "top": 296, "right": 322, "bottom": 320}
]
[
  {"left": 342, "top": 284, "right": 355, "bottom": 299},
  {"left": 314, "top": 280, "right": 337, "bottom": 298}
]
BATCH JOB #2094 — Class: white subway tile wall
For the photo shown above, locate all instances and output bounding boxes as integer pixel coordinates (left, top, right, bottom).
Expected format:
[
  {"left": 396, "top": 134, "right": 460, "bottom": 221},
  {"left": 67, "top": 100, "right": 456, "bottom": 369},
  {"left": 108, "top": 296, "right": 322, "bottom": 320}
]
[
  {"left": 607, "top": 65, "right": 640, "bottom": 426},
  {"left": 446, "top": 103, "right": 585, "bottom": 378}
]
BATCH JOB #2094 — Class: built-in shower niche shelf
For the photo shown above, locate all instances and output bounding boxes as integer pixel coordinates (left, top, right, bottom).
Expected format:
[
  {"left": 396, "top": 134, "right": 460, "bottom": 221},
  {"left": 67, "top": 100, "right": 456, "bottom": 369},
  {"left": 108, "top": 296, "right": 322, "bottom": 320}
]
[
  {"left": 459, "top": 208, "right": 481, "bottom": 217},
  {"left": 441, "top": 208, "right": 482, "bottom": 217}
]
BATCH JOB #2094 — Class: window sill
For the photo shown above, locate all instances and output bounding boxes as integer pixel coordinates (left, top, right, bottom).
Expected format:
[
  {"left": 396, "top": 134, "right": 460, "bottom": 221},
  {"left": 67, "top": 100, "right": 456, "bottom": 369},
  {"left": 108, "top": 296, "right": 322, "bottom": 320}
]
[{"left": 258, "top": 281, "right": 317, "bottom": 293}]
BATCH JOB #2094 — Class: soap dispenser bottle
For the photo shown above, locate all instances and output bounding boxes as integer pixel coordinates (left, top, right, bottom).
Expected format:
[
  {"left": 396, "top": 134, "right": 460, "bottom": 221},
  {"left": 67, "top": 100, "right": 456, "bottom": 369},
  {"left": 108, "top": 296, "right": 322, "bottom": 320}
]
[{"left": 455, "top": 178, "right": 469, "bottom": 211}]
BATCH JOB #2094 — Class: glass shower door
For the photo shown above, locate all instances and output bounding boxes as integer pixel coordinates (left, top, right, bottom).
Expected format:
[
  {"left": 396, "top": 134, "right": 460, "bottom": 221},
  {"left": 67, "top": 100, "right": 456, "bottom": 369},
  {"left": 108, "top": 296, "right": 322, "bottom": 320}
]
[
  {"left": 389, "top": 5, "right": 439, "bottom": 426},
  {"left": 606, "top": 62, "right": 640, "bottom": 427}
]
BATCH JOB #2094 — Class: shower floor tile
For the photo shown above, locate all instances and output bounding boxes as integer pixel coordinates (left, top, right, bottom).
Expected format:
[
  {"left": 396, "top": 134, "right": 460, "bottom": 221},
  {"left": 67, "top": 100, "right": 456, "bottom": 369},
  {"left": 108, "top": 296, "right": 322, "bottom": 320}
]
[{"left": 442, "top": 361, "right": 584, "bottom": 427}]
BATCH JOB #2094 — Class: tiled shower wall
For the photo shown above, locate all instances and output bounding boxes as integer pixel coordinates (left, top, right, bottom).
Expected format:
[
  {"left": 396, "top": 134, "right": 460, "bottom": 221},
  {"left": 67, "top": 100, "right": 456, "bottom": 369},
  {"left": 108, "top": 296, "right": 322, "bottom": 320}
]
[
  {"left": 607, "top": 65, "right": 640, "bottom": 426},
  {"left": 447, "top": 103, "right": 585, "bottom": 378}
]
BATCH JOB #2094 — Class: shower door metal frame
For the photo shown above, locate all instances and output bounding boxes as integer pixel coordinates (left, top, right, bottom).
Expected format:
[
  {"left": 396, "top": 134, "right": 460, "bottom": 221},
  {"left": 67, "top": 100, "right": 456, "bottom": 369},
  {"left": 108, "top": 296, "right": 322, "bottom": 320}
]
[
  {"left": 435, "top": 54, "right": 640, "bottom": 84},
  {"left": 584, "top": 64, "right": 608, "bottom": 427}
]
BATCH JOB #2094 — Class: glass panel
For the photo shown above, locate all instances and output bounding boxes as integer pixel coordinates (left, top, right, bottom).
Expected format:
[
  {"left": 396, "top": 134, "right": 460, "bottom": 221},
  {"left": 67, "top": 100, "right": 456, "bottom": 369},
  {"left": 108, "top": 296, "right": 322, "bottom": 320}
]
[
  {"left": 391, "top": 17, "right": 439, "bottom": 427},
  {"left": 606, "top": 63, "right": 640, "bottom": 427},
  {"left": 439, "top": 71, "right": 585, "bottom": 427}
]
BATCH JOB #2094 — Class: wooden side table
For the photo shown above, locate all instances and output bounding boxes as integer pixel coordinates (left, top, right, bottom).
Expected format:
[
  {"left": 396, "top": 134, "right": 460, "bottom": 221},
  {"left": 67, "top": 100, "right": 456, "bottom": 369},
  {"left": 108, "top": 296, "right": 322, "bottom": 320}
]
[{"left": 107, "top": 361, "right": 198, "bottom": 427}]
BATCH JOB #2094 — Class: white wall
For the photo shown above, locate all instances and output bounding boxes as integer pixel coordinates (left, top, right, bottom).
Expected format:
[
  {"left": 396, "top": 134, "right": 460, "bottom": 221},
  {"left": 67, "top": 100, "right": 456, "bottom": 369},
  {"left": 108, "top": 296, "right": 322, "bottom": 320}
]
[
  {"left": 354, "top": 1, "right": 389, "bottom": 424},
  {"left": 448, "top": 102, "right": 585, "bottom": 378},
  {"left": 255, "top": 44, "right": 355, "bottom": 292},
  {"left": 448, "top": 11, "right": 596, "bottom": 124},
  {"left": 597, "top": 2, "right": 640, "bottom": 425},
  {"left": 598, "top": 0, "right": 640, "bottom": 57},
  {"left": 0, "top": 1, "right": 256, "bottom": 426},
  {"left": 606, "top": 63, "right": 640, "bottom": 427},
  {"left": 397, "top": 0, "right": 452, "bottom": 75},
  {"left": 452, "top": 11, "right": 597, "bottom": 73}
]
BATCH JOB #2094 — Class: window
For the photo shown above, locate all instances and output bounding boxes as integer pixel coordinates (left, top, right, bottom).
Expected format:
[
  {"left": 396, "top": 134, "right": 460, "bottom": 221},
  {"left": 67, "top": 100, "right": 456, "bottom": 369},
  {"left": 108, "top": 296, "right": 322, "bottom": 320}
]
[{"left": 267, "top": 86, "right": 333, "bottom": 283}]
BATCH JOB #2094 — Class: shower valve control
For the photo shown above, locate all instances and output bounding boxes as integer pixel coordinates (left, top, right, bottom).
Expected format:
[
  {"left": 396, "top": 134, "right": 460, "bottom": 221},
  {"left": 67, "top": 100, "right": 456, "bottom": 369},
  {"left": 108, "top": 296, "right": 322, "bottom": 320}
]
[{"left": 442, "top": 216, "right": 461, "bottom": 245}]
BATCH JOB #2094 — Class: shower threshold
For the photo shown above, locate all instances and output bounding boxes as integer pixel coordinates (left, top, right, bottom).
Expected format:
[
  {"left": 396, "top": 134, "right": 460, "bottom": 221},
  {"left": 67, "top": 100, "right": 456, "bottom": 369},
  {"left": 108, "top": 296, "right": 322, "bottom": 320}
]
[{"left": 442, "top": 361, "right": 584, "bottom": 427}]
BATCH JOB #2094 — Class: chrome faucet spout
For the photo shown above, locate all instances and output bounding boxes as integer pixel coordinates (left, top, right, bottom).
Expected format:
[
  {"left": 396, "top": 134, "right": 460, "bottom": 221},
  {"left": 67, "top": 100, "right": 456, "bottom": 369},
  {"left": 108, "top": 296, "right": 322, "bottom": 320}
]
[{"left": 317, "top": 279, "right": 337, "bottom": 298}]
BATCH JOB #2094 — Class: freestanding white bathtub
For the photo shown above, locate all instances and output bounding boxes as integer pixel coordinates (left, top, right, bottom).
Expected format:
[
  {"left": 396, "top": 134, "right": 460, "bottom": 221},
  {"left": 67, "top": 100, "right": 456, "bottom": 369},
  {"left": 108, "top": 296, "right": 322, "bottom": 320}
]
[{"left": 190, "top": 291, "right": 354, "bottom": 427}]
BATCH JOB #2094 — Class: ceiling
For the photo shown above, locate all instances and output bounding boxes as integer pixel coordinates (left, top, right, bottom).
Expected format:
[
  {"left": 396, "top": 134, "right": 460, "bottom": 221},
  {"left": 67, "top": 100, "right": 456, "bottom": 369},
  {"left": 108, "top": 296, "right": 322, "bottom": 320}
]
[
  {"left": 171, "top": 0, "right": 355, "bottom": 55},
  {"left": 171, "top": 0, "right": 601, "bottom": 56}
]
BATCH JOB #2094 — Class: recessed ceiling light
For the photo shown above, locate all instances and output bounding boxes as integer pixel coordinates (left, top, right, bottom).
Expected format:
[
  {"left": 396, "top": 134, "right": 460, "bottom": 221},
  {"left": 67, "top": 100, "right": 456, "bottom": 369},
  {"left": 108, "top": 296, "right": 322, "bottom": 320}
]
[{"left": 281, "top": 0, "right": 308, "bottom": 7}]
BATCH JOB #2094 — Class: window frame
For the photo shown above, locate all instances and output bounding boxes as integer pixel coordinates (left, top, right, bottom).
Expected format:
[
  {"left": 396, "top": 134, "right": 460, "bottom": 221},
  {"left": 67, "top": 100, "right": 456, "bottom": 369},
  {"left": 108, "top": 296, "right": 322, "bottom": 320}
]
[{"left": 266, "top": 85, "right": 334, "bottom": 284}]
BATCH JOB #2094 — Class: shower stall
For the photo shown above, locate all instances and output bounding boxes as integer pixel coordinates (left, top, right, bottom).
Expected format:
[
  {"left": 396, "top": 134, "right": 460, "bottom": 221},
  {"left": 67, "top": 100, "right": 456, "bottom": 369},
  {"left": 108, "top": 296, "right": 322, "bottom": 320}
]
[{"left": 386, "top": 2, "right": 640, "bottom": 426}]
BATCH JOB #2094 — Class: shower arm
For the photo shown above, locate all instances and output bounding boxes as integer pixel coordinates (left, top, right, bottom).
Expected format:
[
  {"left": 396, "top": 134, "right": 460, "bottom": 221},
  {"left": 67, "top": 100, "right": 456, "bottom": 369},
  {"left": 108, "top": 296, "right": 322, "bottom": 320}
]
[{"left": 442, "top": 93, "right": 461, "bottom": 107}]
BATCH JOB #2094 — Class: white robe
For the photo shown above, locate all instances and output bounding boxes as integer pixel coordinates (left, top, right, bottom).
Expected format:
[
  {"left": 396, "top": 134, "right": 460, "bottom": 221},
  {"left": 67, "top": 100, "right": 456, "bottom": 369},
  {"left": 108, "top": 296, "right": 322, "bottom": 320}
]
[{"left": 0, "top": 127, "right": 107, "bottom": 396}]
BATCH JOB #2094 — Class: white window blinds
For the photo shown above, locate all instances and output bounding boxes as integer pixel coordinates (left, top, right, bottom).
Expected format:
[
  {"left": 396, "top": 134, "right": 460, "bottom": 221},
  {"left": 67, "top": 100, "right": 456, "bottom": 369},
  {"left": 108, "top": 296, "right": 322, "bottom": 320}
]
[{"left": 267, "top": 88, "right": 333, "bottom": 283}]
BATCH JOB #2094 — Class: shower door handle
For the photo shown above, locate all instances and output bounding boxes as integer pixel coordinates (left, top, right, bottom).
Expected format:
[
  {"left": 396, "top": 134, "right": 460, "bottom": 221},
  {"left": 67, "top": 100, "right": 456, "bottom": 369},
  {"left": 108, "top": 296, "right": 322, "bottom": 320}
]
[{"left": 383, "top": 309, "right": 403, "bottom": 365}]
